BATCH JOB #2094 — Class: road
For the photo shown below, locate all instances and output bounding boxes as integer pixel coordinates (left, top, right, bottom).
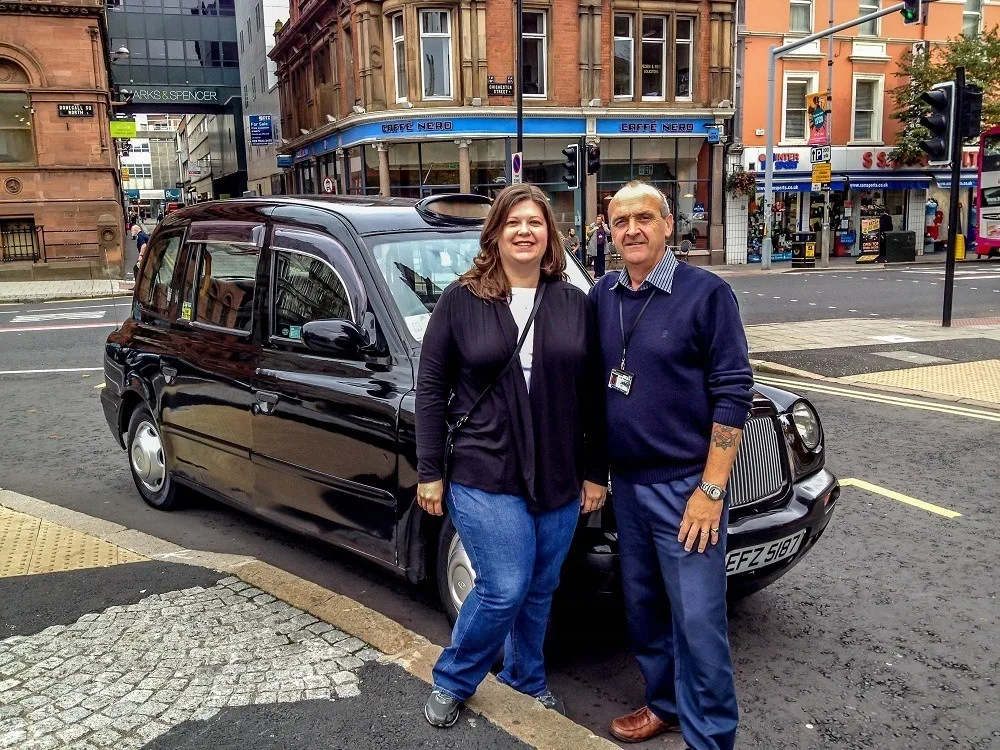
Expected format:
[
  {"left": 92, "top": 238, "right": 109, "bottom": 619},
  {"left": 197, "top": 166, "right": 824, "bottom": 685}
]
[
  {"left": 1, "top": 295, "right": 998, "bottom": 748},
  {"left": 728, "top": 261, "right": 1000, "bottom": 324}
]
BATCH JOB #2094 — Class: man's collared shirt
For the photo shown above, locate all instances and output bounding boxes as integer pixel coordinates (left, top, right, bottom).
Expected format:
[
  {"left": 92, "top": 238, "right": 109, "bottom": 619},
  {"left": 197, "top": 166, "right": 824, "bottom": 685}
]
[{"left": 615, "top": 250, "right": 679, "bottom": 294}]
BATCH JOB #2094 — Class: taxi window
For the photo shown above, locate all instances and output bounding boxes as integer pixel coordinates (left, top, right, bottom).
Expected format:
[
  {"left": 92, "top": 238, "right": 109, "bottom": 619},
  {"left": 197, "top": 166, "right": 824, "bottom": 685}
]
[{"left": 136, "top": 230, "right": 184, "bottom": 316}]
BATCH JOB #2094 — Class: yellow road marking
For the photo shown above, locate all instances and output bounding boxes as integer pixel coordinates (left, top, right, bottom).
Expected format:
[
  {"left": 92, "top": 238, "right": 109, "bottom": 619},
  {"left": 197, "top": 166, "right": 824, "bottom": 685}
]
[
  {"left": 840, "top": 478, "right": 962, "bottom": 519},
  {"left": 755, "top": 375, "right": 1000, "bottom": 423}
]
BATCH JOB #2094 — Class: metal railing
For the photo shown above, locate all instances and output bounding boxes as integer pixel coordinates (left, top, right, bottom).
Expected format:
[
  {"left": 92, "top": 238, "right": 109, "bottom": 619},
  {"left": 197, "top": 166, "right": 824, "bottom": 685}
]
[{"left": 0, "top": 220, "right": 39, "bottom": 262}]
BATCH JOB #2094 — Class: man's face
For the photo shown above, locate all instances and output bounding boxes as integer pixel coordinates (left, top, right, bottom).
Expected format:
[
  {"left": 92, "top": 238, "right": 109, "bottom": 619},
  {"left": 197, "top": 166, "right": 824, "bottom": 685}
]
[
  {"left": 131, "top": 225, "right": 140, "bottom": 238},
  {"left": 609, "top": 192, "right": 674, "bottom": 268}
]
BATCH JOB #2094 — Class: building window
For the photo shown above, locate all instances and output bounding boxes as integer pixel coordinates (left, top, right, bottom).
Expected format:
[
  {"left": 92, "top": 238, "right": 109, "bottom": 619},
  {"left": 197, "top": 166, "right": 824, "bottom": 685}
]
[
  {"left": 859, "top": 0, "right": 880, "bottom": 36},
  {"left": 259, "top": 64, "right": 267, "bottom": 94},
  {"left": 522, "top": 11, "right": 547, "bottom": 97},
  {"left": 255, "top": 2, "right": 263, "bottom": 31},
  {"left": 392, "top": 14, "right": 407, "bottom": 102},
  {"left": 675, "top": 17, "right": 694, "bottom": 101},
  {"left": 641, "top": 16, "right": 666, "bottom": 100},
  {"left": 963, "top": 0, "right": 982, "bottom": 37},
  {"left": 852, "top": 76, "right": 882, "bottom": 142},
  {"left": 243, "top": 85, "right": 249, "bottom": 107},
  {"left": 247, "top": 18, "right": 252, "bottom": 45},
  {"left": 239, "top": 30, "right": 244, "bottom": 54},
  {"left": 251, "top": 76, "right": 256, "bottom": 100},
  {"left": 0, "top": 92, "right": 34, "bottom": 164},
  {"left": 789, "top": 0, "right": 812, "bottom": 33},
  {"left": 613, "top": 14, "right": 633, "bottom": 99},
  {"left": 419, "top": 10, "right": 452, "bottom": 99},
  {"left": 782, "top": 73, "right": 817, "bottom": 142}
]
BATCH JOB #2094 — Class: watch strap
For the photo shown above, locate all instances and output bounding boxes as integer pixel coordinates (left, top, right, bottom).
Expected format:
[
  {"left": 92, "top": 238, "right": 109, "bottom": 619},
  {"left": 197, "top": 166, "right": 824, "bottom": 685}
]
[{"left": 700, "top": 481, "right": 725, "bottom": 501}]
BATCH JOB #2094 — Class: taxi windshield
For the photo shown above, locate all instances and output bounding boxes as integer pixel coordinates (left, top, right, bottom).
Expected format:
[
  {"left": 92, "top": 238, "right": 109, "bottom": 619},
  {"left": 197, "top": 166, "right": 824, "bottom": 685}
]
[{"left": 366, "top": 231, "right": 592, "bottom": 342}]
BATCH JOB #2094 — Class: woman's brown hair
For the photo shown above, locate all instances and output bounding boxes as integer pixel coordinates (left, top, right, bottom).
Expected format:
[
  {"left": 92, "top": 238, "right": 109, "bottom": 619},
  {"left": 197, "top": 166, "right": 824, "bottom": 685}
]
[{"left": 459, "top": 184, "right": 566, "bottom": 301}]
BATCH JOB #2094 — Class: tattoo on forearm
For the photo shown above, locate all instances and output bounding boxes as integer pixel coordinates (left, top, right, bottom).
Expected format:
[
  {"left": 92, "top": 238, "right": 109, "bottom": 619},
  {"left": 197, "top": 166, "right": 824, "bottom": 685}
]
[{"left": 712, "top": 424, "right": 741, "bottom": 450}]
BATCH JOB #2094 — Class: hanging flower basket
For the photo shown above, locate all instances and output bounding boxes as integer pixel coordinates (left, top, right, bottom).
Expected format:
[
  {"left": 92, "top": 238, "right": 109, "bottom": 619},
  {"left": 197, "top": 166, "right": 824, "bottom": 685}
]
[{"left": 726, "top": 169, "right": 758, "bottom": 199}]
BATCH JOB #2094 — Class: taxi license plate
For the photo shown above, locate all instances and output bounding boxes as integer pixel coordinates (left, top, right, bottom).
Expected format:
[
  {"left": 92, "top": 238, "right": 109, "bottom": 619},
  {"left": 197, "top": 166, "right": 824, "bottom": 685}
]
[{"left": 725, "top": 530, "right": 806, "bottom": 576}]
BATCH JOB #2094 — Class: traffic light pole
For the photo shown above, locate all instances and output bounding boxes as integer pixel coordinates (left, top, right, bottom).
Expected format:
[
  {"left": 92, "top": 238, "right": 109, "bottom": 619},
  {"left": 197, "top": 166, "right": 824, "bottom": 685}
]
[
  {"left": 942, "top": 66, "right": 965, "bottom": 328},
  {"left": 516, "top": 0, "right": 523, "bottom": 155}
]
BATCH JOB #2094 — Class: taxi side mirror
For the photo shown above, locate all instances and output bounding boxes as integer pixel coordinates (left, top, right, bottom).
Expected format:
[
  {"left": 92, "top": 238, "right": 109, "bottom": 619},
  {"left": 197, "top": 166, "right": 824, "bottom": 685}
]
[{"left": 301, "top": 313, "right": 375, "bottom": 357}]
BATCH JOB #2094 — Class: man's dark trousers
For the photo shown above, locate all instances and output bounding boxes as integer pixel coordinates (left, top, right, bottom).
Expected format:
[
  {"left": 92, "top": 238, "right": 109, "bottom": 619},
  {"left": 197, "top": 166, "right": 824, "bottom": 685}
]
[
  {"left": 612, "top": 471, "right": 738, "bottom": 750},
  {"left": 595, "top": 242, "right": 606, "bottom": 277}
]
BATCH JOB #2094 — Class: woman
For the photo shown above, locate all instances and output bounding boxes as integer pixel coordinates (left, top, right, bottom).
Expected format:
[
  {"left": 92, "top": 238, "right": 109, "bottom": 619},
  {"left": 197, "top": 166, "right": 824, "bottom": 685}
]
[{"left": 415, "top": 184, "right": 607, "bottom": 727}]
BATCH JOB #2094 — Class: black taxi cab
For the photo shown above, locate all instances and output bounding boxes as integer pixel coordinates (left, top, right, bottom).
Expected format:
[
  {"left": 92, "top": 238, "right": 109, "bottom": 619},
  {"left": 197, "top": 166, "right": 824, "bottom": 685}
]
[{"left": 102, "top": 195, "right": 840, "bottom": 624}]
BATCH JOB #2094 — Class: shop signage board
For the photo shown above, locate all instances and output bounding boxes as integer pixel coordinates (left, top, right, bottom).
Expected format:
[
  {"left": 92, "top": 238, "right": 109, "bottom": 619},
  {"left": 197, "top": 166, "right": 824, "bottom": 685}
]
[
  {"left": 277, "top": 154, "right": 292, "bottom": 168},
  {"left": 249, "top": 115, "right": 274, "bottom": 145},
  {"left": 109, "top": 119, "right": 137, "bottom": 139},
  {"left": 130, "top": 86, "right": 226, "bottom": 104},
  {"left": 121, "top": 167, "right": 130, "bottom": 180},
  {"left": 58, "top": 104, "right": 93, "bottom": 117},
  {"left": 860, "top": 217, "right": 881, "bottom": 255},
  {"left": 487, "top": 76, "right": 514, "bottom": 96}
]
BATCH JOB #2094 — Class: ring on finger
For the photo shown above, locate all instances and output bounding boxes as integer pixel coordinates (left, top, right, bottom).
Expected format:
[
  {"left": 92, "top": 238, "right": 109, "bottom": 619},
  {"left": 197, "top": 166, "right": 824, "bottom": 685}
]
[{"left": 711, "top": 528, "right": 720, "bottom": 533}]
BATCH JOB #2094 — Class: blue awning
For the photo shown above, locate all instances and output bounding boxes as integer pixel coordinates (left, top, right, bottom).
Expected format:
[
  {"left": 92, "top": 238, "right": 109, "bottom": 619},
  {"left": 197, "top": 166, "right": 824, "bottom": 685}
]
[
  {"left": 754, "top": 178, "right": 847, "bottom": 193},
  {"left": 846, "top": 177, "right": 932, "bottom": 190},
  {"left": 934, "top": 176, "right": 978, "bottom": 189}
]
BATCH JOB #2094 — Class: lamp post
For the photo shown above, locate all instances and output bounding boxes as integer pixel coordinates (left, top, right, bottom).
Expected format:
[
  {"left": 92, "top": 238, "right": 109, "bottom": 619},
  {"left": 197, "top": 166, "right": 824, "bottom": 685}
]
[{"left": 516, "top": 0, "right": 523, "bottom": 154}]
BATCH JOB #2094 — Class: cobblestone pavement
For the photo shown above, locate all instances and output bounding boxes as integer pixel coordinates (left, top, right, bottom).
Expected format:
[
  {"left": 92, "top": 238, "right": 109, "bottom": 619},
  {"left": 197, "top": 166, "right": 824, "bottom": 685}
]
[{"left": 0, "top": 576, "right": 380, "bottom": 749}]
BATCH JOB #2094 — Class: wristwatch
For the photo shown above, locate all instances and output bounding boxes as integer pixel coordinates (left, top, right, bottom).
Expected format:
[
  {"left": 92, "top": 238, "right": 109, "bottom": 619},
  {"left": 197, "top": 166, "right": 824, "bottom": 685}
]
[{"left": 699, "top": 481, "right": 726, "bottom": 501}]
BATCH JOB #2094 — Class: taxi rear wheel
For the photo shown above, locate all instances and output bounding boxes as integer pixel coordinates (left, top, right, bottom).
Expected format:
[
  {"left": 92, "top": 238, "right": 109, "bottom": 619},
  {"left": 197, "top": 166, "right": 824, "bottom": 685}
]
[
  {"left": 127, "top": 405, "right": 179, "bottom": 510},
  {"left": 436, "top": 516, "right": 476, "bottom": 627}
]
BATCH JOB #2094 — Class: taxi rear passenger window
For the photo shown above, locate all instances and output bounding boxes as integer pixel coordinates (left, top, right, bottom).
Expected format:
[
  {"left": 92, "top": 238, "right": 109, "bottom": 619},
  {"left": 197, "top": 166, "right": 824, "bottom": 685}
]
[{"left": 137, "top": 232, "right": 183, "bottom": 316}]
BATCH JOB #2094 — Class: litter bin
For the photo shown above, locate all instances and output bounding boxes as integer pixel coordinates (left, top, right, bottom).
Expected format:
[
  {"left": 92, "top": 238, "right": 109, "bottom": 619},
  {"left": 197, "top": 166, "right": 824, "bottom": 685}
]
[
  {"left": 791, "top": 231, "right": 817, "bottom": 269},
  {"left": 884, "top": 230, "right": 916, "bottom": 263}
]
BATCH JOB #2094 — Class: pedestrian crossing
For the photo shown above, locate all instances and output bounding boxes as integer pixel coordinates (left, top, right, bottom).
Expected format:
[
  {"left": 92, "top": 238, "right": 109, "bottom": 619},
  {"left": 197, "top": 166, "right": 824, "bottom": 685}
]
[{"left": 7, "top": 310, "right": 108, "bottom": 324}]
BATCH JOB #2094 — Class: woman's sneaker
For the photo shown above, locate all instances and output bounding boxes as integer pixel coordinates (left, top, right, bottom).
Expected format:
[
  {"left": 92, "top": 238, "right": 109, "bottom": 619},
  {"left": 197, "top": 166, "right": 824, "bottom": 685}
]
[
  {"left": 424, "top": 689, "right": 461, "bottom": 727},
  {"left": 534, "top": 690, "right": 566, "bottom": 715}
]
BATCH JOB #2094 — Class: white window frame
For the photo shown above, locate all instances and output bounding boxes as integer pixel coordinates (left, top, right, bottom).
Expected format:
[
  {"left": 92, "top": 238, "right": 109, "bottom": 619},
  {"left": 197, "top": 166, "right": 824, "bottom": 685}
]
[
  {"left": 392, "top": 14, "right": 407, "bottom": 103},
  {"left": 521, "top": 10, "right": 547, "bottom": 99},
  {"left": 858, "top": 0, "right": 880, "bottom": 37},
  {"left": 850, "top": 74, "right": 883, "bottom": 144},
  {"left": 962, "top": 0, "right": 982, "bottom": 38},
  {"left": 789, "top": 0, "right": 813, "bottom": 34},
  {"left": 674, "top": 16, "right": 694, "bottom": 102},
  {"left": 640, "top": 15, "right": 667, "bottom": 102},
  {"left": 419, "top": 9, "right": 454, "bottom": 100},
  {"left": 781, "top": 71, "right": 819, "bottom": 144},
  {"left": 613, "top": 14, "right": 634, "bottom": 100}
]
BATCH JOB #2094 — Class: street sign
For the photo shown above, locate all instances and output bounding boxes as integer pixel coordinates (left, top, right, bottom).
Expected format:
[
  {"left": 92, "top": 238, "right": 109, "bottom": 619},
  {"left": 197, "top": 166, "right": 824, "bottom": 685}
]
[
  {"left": 58, "top": 104, "right": 93, "bottom": 117},
  {"left": 249, "top": 115, "right": 274, "bottom": 146},
  {"left": 487, "top": 76, "right": 515, "bottom": 97},
  {"left": 511, "top": 151, "right": 523, "bottom": 185},
  {"left": 810, "top": 145, "right": 832, "bottom": 164},
  {"left": 322, "top": 176, "right": 334, "bottom": 194},
  {"left": 121, "top": 167, "right": 130, "bottom": 180},
  {"left": 811, "top": 163, "right": 832, "bottom": 183},
  {"left": 109, "top": 119, "right": 137, "bottom": 139}
]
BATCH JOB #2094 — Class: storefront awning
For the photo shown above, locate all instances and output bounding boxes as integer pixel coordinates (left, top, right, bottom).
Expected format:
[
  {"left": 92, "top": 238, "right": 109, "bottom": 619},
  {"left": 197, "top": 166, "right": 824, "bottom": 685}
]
[
  {"left": 845, "top": 177, "right": 932, "bottom": 190},
  {"left": 754, "top": 178, "right": 847, "bottom": 192},
  {"left": 934, "top": 176, "right": 978, "bottom": 190}
]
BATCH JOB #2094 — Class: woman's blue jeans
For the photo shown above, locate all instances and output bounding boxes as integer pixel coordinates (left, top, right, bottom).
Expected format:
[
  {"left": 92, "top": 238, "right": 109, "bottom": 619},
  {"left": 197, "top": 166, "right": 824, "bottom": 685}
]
[{"left": 432, "top": 482, "right": 580, "bottom": 702}]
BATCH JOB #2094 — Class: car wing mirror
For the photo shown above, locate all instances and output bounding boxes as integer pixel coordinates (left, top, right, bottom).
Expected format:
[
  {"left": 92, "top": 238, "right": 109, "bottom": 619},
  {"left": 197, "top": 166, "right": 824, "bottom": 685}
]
[{"left": 301, "top": 319, "right": 370, "bottom": 356}]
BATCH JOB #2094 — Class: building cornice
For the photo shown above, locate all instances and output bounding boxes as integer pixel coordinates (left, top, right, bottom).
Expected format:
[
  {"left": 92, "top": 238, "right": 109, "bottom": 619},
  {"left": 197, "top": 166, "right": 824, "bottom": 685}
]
[{"left": 0, "top": 0, "right": 103, "bottom": 17}]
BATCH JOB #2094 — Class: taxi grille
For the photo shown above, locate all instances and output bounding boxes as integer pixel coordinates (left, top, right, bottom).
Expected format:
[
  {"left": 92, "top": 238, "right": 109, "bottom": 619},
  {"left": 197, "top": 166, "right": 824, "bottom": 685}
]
[{"left": 728, "top": 416, "right": 787, "bottom": 510}]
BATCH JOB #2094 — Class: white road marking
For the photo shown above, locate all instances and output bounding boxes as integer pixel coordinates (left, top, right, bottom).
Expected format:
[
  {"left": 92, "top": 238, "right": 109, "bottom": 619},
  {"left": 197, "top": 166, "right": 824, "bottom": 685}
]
[
  {"left": 23, "top": 302, "right": 129, "bottom": 313},
  {"left": 41, "top": 295, "right": 130, "bottom": 304},
  {"left": 0, "top": 322, "right": 118, "bottom": 334},
  {"left": 10, "top": 311, "right": 107, "bottom": 323},
  {"left": 0, "top": 367, "right": 104, "bottom": 375}
]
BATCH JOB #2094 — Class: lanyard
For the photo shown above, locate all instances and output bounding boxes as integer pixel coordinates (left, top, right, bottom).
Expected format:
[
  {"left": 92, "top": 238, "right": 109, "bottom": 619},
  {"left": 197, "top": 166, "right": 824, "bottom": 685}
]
[{"left": 618, "top": 289, "right": 657, "bottom": 370}]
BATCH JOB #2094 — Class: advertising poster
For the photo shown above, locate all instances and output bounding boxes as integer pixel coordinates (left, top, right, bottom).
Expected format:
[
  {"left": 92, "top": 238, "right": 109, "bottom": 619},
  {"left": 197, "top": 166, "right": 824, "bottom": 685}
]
[
  {"left": 860, "top": 217, "right": 881, "bottom": 254},
  {"left": 806, "top": 90, "right": 830, "bottom": 146}
]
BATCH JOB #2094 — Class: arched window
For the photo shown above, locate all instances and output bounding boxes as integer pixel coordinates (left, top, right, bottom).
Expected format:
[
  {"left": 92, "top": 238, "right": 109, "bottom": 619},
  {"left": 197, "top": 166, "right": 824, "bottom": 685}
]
[{"left": 0, "top": 59, "right": 33, "bottom": 164}]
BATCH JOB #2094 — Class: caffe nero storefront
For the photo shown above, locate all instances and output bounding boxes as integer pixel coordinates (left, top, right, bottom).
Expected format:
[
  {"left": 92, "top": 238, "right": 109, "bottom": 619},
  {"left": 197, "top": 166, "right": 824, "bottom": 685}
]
[{"left": 281, "top": 112, "right": 726, "bottom": 252}]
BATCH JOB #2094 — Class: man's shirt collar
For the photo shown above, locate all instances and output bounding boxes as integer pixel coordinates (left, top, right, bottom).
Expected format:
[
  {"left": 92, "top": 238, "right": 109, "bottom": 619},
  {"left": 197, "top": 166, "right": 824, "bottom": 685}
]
[{"left": 615, "top": 250, "right": 679, "bottom": 293}]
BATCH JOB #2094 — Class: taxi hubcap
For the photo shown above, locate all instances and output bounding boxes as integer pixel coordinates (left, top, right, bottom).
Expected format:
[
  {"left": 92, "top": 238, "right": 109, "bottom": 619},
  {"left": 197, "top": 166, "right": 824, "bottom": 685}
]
[{"left": 131, "top": 420, "right": 165, "bottom": 492}]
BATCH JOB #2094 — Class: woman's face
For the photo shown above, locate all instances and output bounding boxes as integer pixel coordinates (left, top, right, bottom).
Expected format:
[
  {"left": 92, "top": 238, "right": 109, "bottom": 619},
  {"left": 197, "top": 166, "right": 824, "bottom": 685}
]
[{"left": 498, "top": 199, "right": 548, "bottom": 270}]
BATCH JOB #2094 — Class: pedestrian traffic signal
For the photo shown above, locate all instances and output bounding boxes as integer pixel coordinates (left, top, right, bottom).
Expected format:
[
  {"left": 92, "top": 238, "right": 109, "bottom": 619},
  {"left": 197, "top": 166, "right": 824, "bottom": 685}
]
[
  {"left": 901, "top": 0, "right": 921, "bottom": 25},
  {"left": 586, "top": 144, "right": 601, "bottom": 175},
  {"left": 919, "top": 81, "right": 954, "bottom": 167},
  {"left": 961, "top": 83, "right": 983, "bottom": 140},
  {"left": 562, "top": 144, "right": 579, "bottom": 190}
]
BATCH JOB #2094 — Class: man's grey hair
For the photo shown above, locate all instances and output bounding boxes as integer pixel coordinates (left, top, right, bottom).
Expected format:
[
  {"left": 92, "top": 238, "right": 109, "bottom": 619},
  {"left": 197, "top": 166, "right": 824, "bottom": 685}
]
[{"left": 609, "top": 180, "right": 672, "bottom": 219}]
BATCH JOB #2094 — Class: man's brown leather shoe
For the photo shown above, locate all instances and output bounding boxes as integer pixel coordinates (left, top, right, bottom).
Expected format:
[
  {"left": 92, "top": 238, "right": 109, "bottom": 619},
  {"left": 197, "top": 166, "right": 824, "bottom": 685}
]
[{"left": 609, "top": 706, "right": 680, "bottom": 743}]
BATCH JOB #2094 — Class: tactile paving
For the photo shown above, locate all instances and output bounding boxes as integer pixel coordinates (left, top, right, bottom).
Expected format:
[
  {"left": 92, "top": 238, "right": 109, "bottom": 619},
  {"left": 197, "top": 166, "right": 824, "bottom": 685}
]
[
  {"left": 844, "top": 359, "right": 1000, "bottom": 405},
  {"left": 0, "top": 506, "right": 146, "bottom": 577}
]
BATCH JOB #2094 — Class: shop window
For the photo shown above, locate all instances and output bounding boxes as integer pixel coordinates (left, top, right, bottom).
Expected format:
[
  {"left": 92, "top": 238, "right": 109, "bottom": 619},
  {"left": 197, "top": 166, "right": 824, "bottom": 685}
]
[
  {"left": 469, "top": 139, "right": 506, "bottom": 197},
  {"left": 0, "top": 92, "right": 35, "bottom": 164},
  {"left": 675, "top": 18, "right": 694, "bottom": 101},
  {"left": 522, "top": 11, "right": 547, "bottom": 97},
  {"left": 613, "top": 14, "right": 633, "bottom": 99},
  {"left": 420, "top": 10, "right": 452, "bottom": 99},
  {"left": 859, "top": 0, "right": 880, "bottom": 36},
  {"left": 963, "top": 0, "right": 982, "bottom": 38},
  {"left": 789, "top": 0, "right": 812, "bottom": 33},
  {"left": 389, "top": 142, "right": 420, "bottom": 197},
  {"left": 852, "top": 76, "right": 881, "bottom": 142},
  {"left": 641, "top": 16, "right": 666, "bottom": 101},
  {"left": 392, "top": 14, "right": 407, "bottom": 102},
  {"left": 782, "top": 73, "right": 817, "bottom": 142}
]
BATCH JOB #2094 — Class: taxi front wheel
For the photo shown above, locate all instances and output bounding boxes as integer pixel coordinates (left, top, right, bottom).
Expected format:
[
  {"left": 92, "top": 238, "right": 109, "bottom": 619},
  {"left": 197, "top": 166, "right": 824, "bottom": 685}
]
[{"left": 127, "top": 405, "right": 179, "bottom": 510}]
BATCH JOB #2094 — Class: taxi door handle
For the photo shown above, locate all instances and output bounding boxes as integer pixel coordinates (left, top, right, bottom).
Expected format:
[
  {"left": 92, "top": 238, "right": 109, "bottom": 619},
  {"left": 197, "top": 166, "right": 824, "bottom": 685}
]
[
  {"left": 255, "top": 390, "right": 280, "bottom": 414},
  {"left": 161, "top": 365, "right": 177, "bottom": 384}
]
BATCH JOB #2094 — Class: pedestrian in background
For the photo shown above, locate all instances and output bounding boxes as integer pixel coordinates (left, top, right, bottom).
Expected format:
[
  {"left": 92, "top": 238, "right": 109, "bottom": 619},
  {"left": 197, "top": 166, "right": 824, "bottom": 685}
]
[
  {"left": 592, "top": 214, "right": 608, "bottom": 277},
  {"left": 415, "top": 183, "right": 607, "bottom": 729},
  {"left": 131, "top": 223, "right": 149, "bottom": 279},
  {"left": 589, "top": 181, "right": 753, "bottom": 750},
  {"left": 563, "top": 227, "right": 581, "bottom": 263}
]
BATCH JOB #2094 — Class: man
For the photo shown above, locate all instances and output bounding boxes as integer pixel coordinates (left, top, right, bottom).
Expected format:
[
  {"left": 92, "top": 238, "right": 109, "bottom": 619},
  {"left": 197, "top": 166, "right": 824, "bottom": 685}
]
[
  {"left": 588, "top": 181, "right": 753, "bottom": 750},
  {"left": 592, "top": 214, "right": 608, "bottom": 277},
  {"left": 131, "top": 223, "right": 149, "bottom": 279}
]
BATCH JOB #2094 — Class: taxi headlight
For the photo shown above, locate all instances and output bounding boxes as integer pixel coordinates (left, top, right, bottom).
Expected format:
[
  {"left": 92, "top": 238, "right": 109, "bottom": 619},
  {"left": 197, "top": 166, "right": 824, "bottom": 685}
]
[{"left": 791, "top": 400, "right": 821, "bottom": 450}]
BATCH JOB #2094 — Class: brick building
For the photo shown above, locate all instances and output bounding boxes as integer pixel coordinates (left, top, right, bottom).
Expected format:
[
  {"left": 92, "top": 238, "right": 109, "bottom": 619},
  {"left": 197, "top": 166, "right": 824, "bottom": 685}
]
[
  {"left": 0, "top": 0, "right": 124, "bottom": 279},
  {"left": 271, "top": 0, "right": 736, "bottom": 262}
]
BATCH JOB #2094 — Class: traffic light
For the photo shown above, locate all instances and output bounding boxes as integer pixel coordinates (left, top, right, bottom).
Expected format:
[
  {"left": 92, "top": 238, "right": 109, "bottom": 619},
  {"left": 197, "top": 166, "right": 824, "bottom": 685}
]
[
  {"left": 901, "top": 0, "right": 921, "bottom": 25},
  {"left": 586, "top": 144, "right": 601, "bottom": 175},
  {"left": 919, "top": 81, "right": 954, "bottom": 166},
  {"left": 961, "top": 83, "right": 983, "bottom": 140},
  {"left": 561, "top": 144, "right": 579, "bottom": 189}
]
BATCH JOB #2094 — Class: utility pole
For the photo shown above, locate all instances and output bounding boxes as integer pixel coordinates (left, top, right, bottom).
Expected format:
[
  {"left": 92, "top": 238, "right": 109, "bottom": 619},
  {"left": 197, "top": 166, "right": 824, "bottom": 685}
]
[
  {"left": 821, "top": 0, "right": 834, "bottom": 269},
  {"left": 942, "top": 66, "right": 965, "bottom": 328},
  {"left": 516, "top": 0, "right": 523, "bottom": 155}
]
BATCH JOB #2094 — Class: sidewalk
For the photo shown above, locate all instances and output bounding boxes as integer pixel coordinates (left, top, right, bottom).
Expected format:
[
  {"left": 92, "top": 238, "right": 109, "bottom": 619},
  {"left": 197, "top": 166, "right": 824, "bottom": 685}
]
[
  {"left": 0, "top": 280, "right": 132, "bottom": 304},
  {"left": 747, "top": 317, "right": 1000, "bottom": 407},
  {"left": 0, "top": 490, "right": 619, "bottom": 750}
]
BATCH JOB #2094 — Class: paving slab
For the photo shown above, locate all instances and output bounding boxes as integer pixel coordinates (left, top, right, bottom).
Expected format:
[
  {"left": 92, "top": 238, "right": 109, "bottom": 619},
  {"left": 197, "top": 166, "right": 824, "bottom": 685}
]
[{"left": 843, "top": 359, "right": 1000, "bottom": 404}]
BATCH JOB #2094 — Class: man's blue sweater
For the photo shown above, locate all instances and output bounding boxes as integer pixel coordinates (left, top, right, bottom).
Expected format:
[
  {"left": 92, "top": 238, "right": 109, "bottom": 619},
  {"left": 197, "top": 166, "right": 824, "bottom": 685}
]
[{"left": 589, "top": 264, "right": 754, "bottom": 484}]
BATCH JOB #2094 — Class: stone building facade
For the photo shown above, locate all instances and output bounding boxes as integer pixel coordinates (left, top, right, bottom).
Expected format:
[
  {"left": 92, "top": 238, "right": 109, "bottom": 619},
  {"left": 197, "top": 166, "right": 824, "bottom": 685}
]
[
  {"left": 0, "top": 0, "right": 124, "bottom": 279},
  {"left": 271, "top": 0, "right": 735, "bottom": 263}
]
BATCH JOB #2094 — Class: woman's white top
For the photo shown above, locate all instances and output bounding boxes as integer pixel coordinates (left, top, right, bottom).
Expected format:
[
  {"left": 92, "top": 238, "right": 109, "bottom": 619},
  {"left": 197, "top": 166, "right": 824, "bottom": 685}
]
[{"left": 508, "top": 287, "right": 536, "bottom": 391}]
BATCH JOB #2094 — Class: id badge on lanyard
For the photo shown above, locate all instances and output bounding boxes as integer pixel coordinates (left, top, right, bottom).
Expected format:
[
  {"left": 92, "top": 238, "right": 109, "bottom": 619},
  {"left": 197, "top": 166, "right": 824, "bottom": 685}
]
[{"left": 609, "top": 288, "right": 656, "bottom": 397}]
